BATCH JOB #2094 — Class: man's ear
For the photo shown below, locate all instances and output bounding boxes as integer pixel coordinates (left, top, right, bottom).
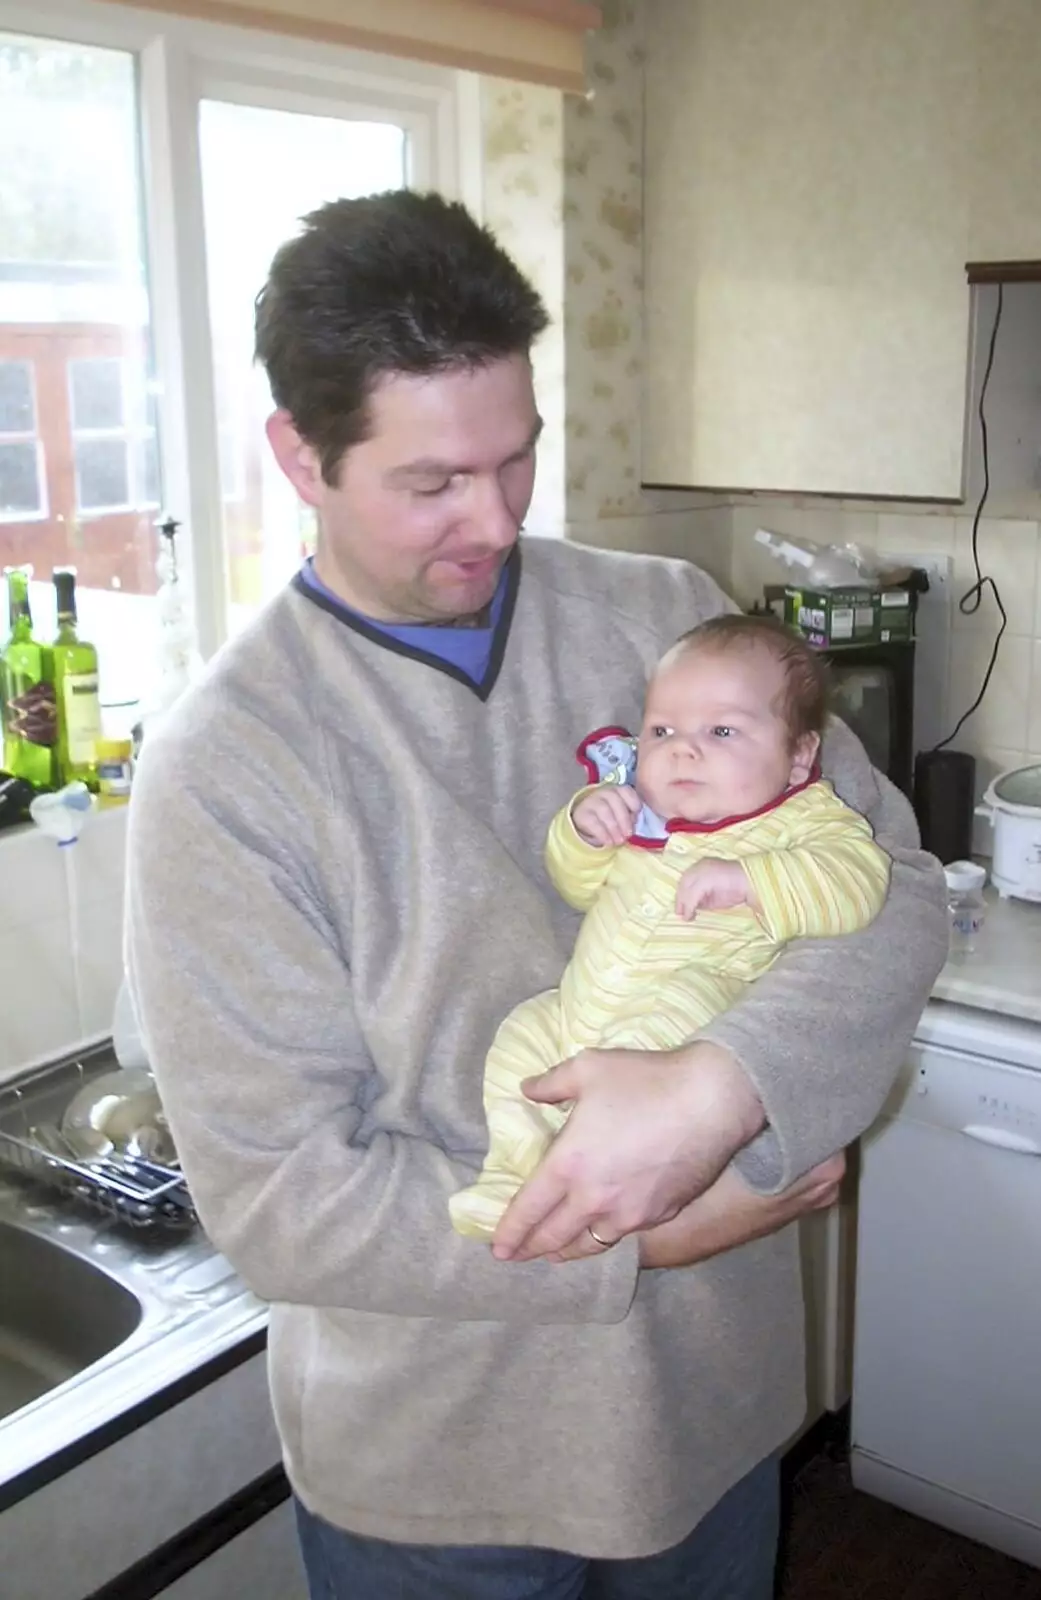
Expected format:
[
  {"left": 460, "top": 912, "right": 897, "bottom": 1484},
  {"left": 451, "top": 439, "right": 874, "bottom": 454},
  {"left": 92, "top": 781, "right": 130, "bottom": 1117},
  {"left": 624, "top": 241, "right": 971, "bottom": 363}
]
[
  {"left": 789, "top": 731, "right": 821, "bottom": 787},
  {"left": 265, "top": 410, "right": 324, "bottom": 507}
]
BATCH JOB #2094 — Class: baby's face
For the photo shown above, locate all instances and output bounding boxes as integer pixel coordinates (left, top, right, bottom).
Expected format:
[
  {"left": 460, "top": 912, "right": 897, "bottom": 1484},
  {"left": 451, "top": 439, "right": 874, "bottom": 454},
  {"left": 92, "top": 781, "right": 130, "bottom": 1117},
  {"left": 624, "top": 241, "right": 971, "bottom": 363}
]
[{"left": 635, "top": 645, "right": 818, "bottom": 824}]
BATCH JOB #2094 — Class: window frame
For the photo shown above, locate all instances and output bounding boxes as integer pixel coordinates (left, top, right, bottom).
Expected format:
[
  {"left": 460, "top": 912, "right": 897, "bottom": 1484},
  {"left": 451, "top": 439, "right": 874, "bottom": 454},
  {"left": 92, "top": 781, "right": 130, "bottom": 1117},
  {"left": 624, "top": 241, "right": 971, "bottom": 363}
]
[
  {"left": 0, "top": 357, "right": 47, "bottom": 523},
  {"left": 0, "top": 0, "right": 476, "bottom": 658}
]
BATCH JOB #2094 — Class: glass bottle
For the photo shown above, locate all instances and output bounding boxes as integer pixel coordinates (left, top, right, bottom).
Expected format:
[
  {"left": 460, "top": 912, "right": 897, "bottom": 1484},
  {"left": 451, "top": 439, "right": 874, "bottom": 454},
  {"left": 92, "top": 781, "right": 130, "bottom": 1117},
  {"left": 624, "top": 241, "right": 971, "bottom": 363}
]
[
  {"left": 51, "top": 568, "right": 102, "bottom": 789},
  {"left": 944, "top": 860, "right": 987, "bottom": 956},
  {"left": 1, "top": 566, "right": 56, "bottom": 790}
]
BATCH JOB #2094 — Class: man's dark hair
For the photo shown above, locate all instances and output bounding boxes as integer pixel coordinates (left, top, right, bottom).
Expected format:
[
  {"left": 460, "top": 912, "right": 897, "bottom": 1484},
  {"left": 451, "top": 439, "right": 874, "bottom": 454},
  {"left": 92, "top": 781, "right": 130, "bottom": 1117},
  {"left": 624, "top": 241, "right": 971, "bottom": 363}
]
[
  {"left": 672, "top": 612, "right": 831, "bottom": 747},
  {"left": 254, "top": 190, "right": 549, "bottom": 484}
]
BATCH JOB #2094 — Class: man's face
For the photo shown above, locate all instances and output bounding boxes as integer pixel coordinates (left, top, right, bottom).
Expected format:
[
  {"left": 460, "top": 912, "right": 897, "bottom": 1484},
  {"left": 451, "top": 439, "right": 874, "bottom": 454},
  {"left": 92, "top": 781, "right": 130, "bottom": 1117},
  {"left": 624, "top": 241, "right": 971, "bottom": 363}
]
[
  {"left": 635, "top": 645, "right": 818, "bottom": 824},
  {"left": 267, "top": 354, "right": 541, "bottom": 622}
]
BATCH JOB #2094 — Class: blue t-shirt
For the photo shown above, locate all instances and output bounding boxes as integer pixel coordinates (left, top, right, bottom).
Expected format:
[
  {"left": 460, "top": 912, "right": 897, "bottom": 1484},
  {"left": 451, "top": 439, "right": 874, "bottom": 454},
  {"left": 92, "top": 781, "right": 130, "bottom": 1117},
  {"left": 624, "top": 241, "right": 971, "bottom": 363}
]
[{"left": 292, "top": 550, "right": 519, "bottom": 701}]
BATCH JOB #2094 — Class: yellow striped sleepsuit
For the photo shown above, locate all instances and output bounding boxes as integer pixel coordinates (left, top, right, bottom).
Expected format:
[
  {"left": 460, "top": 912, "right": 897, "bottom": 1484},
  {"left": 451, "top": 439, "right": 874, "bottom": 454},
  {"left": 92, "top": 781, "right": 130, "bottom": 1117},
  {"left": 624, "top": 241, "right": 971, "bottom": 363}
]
[{"left": 449, "top": 777, "right": 890, "bottom": 1240}]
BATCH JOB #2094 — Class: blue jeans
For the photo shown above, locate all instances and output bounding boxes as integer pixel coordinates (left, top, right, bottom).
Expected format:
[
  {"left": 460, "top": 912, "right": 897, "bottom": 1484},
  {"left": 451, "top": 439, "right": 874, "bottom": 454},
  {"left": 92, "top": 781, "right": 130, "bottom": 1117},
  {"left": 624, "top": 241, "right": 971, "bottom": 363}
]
[{"left": 294, "top": 1453, "right": 779, "bottom": 1599}]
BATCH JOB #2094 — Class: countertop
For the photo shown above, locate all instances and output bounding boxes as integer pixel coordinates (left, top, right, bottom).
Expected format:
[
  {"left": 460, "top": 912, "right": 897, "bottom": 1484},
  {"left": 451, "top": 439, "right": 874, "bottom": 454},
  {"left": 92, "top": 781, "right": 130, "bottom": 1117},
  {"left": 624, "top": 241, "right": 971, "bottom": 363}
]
[{"left": 932, "top": 885, "right": 1041, "bottom": 1025}]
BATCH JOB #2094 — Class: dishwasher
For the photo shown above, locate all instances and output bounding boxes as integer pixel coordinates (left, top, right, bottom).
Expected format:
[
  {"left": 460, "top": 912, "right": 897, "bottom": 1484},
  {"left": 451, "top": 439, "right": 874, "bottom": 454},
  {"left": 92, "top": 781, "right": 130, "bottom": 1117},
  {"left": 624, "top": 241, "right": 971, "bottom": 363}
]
[{"left": 851, "top": 999, "right": 1041, "bottom": 1570}]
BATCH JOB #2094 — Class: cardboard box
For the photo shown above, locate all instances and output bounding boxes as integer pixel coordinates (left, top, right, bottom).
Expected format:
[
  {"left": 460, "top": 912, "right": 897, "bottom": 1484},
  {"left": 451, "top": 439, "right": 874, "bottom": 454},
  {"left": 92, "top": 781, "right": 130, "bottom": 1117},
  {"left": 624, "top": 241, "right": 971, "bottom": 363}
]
[{"left": 783, "top": 584, "right": 915, "bottom": 649}]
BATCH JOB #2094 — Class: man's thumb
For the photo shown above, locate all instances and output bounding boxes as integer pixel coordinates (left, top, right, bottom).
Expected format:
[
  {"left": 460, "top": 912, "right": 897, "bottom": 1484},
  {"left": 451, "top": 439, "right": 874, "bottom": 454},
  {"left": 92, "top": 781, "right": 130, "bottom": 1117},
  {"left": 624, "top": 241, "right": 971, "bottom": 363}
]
[{"left": 522, "top": 1060, "right": 577, "bottom": 1104}]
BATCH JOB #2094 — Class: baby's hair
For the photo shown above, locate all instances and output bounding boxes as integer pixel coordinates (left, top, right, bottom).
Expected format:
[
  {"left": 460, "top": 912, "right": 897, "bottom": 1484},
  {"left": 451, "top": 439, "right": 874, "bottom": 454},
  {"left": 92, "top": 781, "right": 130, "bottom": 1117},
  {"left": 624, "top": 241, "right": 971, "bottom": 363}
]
[{"left": 666, "top": 613, "right": 830, "bottom": 746}]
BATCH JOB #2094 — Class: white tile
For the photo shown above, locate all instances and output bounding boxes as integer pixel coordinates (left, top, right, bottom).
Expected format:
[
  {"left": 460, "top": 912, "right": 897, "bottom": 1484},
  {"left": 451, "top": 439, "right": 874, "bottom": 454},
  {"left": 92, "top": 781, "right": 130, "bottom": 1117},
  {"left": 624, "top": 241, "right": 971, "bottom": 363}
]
[
  {"left": 0, "top": 825, "right": 68, "bottom": 931},
  {"left": 945, "top": 632, "right": 1032, "bottom": 755},
  {"left": 0, "top": 914, "right": 80, "bottom": 1081},
  {"left": 952, "top": 518, "right": 1038, "bottom": 637},
  {"left": 74, "top": 892, "right": 126, "bottom": 1040},
  {"left": 876, "top": 512, "right": 958, "bottom": 561},
  {"left": 1029, "top": 639, "right": 1041, "bottom": 755},
  {"left": 69, "top": 805, "right": 128, "bottom": 904}
]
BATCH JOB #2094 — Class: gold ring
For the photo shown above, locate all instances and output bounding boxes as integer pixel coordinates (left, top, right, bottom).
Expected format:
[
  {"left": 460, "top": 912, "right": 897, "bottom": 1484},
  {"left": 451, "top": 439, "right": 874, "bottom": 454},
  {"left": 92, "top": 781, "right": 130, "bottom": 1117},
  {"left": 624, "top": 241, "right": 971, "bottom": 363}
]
[{"left": 587, "top": 1224, "right": 617, "bottom": 1249}]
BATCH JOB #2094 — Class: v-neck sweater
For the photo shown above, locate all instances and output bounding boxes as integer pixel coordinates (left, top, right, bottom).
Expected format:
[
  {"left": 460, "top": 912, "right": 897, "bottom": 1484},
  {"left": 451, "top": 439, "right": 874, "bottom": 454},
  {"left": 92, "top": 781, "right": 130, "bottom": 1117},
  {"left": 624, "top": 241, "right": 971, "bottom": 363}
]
[{"left": 125, "top": 535, "right": 948, "bottom": 1558}]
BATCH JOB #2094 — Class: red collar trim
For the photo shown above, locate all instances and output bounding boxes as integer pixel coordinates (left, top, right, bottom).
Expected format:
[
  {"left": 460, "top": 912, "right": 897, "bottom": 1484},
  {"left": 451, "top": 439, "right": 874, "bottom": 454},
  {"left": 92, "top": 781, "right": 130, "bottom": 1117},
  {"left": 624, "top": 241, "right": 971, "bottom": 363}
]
[{"left": 573, "top": 727, "right": 821, "bottom": 850}]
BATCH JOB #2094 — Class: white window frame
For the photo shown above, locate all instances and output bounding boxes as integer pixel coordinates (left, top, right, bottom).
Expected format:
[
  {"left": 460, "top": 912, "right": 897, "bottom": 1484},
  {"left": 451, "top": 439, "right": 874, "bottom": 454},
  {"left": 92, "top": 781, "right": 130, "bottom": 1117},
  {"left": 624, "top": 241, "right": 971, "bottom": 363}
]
[
  {"left": 0, "top": 358, "right": 47, "bottom": 523},
  {"left": 0, "top": 0, "right": 479, "bottom": 658},
  {"left": 68, "top": 355, "right": 160, "bottom": 516}
]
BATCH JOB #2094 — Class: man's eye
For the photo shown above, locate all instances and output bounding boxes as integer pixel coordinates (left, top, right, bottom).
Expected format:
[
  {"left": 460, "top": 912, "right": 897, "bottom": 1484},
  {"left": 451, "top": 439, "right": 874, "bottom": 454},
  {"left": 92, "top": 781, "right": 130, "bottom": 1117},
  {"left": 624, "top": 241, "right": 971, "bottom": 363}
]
[
  {"left": 414, "top": 482, "right": 451, "bottom": 498},
  {"left": 712, "top": 725, "right": 735, "bottom": 738}
]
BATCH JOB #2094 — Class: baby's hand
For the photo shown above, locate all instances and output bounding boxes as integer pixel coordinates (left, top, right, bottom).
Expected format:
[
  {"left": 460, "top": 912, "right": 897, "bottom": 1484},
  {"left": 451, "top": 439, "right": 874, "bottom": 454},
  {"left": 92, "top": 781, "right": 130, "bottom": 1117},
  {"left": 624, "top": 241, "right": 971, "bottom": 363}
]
[
  {"left": 675, "top": 858, "right": 759, "bottom": 920},
  {"left": 572, "top": 784, "right": 642, "bottom": 847}
]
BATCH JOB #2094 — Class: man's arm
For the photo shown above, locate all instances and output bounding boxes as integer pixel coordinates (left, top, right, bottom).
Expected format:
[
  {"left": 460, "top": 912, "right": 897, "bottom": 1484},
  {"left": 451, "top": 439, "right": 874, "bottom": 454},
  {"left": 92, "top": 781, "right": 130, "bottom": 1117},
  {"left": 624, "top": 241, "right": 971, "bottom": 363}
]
[
  {"left": 492, "top": 716, "right": 947, "bottom": 1257},
  {"left": 125, "top": 719, "right": 638, "bottom": 1324}
]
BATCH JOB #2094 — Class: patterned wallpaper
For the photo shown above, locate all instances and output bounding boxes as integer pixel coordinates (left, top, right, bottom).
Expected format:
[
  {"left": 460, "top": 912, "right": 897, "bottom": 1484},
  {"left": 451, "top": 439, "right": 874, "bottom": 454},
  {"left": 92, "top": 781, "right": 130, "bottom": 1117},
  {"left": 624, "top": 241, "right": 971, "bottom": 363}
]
[{"left": 481, "top": 1, "right": 719, "bottom": 568}]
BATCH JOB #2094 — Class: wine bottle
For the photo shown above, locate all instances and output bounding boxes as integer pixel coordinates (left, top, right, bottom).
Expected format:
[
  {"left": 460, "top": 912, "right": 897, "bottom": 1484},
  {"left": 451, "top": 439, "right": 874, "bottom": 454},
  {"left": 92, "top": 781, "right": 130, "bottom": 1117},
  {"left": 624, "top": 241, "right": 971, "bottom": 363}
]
[
  {"left": 52, "top": 567, "right": 102, "bottom": 789},
  {"left": 1, "top": 566, "right": 56, "bottom": 790}
]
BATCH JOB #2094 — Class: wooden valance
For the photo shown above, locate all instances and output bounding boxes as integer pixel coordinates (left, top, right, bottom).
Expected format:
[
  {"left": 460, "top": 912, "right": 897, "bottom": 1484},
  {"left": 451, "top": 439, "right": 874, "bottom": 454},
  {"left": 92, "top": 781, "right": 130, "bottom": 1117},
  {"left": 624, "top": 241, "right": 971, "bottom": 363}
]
[{"left": 120, "top": 0, "right": 602, "bottom": 93}]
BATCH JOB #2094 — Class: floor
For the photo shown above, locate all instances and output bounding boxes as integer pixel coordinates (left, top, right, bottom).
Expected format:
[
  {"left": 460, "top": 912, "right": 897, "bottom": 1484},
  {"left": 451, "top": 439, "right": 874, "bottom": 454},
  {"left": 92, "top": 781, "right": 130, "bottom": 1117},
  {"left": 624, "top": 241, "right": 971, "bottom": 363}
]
[{"left": 778, "top": 1449, "right": 1041, "bottom": 1599}]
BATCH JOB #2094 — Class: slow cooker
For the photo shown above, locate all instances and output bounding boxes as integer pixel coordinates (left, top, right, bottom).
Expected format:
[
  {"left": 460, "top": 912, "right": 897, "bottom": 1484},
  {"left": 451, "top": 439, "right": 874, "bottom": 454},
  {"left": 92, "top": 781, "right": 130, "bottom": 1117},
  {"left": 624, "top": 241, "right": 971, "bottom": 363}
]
[{"left": 977, "top": 763, "right": 1041, "bottom": 903}]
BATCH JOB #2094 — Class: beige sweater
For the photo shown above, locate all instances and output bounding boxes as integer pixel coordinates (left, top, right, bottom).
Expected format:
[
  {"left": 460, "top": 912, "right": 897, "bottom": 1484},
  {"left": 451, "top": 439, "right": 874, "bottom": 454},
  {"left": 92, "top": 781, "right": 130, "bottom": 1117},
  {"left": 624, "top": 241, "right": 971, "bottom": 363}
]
[{"left": 125, "top": 537, "right": 947, "bottom": 1559}]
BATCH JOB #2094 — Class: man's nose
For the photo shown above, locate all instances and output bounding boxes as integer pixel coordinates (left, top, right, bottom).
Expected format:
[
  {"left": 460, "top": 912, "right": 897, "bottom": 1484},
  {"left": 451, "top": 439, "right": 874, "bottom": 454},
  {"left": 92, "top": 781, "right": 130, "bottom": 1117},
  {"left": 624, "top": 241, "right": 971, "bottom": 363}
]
[{"left": 473, "top": 475, "right": 521, "bottom": 549}]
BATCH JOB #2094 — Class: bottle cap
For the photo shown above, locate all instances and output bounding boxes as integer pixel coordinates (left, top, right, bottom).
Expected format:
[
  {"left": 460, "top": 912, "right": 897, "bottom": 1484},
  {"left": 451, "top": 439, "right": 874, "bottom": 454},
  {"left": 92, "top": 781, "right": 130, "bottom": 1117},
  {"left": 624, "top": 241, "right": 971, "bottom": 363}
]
[{"left": 944, "top": 859, "right": 987, "bottom": 893}]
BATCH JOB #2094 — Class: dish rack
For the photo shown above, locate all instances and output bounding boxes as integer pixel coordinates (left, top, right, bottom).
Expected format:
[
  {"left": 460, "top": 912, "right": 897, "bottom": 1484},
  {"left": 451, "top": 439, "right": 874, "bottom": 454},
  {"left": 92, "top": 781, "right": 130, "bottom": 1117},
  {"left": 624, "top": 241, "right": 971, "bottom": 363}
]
[{"left": 0, "top": 1043, "right": 196, "bottom": 1234}]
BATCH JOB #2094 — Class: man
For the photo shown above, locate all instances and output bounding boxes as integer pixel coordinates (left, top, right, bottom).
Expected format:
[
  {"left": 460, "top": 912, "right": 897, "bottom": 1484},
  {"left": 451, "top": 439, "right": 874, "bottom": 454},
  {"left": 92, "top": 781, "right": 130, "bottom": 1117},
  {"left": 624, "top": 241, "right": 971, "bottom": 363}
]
[{"left": 126, "top": 190, "right": 947, "bottom": 1599}]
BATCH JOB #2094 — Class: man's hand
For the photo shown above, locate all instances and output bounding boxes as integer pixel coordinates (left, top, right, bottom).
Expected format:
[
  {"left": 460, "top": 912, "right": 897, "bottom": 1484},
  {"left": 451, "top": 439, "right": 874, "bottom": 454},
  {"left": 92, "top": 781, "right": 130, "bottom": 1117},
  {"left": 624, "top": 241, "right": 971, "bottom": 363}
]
[
  {"left": 675, "top": 858, "right": 758, "bottom": 920},
  {"left": 538, "top": 1151, "right": 845, "bottom": 1265},
  {"left": 491, "top": 1041, "right": 767, "bottom": 1262},
  {"left": 571, "top": 784, "right": 642, "bottom": 847},
  {"left": 637, "top": 1151, "right": 845, "bottom": 1268}
]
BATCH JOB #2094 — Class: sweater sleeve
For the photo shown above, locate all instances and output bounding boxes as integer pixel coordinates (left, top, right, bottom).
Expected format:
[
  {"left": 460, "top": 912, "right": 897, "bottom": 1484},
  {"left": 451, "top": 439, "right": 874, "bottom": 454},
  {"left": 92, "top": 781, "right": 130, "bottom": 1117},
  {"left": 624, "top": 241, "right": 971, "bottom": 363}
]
[
  {"left": 125, "top": 717, "right": 638, "bottom": 1326},
  {"left": 544, "top": 787, "right": 621, "bottom": 911},
  {"left": 741, "top": 801, "right": 891, "bottom": 941},
  {"left": 700, "top": 717, "right": 948, "bottom": 1193}
]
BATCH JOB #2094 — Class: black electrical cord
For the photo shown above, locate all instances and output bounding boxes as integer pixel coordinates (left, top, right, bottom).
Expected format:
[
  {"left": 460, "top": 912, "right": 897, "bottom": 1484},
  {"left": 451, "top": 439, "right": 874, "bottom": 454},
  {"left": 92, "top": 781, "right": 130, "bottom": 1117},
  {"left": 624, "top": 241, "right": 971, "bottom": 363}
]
[{"left": 932, "top": 282, "right": 1006, "bottom": 751}]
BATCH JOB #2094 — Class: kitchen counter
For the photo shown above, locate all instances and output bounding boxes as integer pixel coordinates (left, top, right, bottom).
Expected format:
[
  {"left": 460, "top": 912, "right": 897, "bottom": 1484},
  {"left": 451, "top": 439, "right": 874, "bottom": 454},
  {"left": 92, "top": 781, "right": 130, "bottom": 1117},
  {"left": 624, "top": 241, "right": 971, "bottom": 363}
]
[{"left": 932, "top": 885, "right": 1041, "bottom": 1025}]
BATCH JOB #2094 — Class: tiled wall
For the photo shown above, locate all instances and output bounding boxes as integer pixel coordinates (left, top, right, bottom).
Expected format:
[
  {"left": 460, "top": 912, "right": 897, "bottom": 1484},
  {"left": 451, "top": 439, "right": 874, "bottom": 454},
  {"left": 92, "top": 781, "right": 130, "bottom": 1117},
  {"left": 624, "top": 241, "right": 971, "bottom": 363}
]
[
  {"left": 728, "top": 497, "right": 1040, "bottom": 847},
  {"left": 0, "top": 807, "right": 127, "bottom": 1080}
]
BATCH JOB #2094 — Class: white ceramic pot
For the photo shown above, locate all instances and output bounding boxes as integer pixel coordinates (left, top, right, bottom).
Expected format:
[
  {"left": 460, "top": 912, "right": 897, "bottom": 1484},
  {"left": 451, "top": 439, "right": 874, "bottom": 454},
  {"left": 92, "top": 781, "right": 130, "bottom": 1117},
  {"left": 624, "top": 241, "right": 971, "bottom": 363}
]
[{"left": 976, "top": 764, "right": 1041, "bottom": 903}]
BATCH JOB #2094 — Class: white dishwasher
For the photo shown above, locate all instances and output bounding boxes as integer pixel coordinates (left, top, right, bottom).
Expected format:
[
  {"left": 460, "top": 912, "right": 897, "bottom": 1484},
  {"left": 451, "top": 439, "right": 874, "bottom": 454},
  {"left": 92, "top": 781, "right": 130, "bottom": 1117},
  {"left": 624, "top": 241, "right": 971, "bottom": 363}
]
[{"left": 851, "top": 999, "right": 1041, "bottom": 1570}]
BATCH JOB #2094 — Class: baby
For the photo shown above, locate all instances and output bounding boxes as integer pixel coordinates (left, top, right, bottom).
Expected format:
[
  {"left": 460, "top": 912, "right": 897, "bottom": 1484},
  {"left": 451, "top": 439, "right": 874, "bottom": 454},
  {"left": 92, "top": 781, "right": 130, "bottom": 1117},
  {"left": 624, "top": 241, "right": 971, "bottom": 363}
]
[{"left": 450, "top": 612, "right": 892, "bottom": 1240}]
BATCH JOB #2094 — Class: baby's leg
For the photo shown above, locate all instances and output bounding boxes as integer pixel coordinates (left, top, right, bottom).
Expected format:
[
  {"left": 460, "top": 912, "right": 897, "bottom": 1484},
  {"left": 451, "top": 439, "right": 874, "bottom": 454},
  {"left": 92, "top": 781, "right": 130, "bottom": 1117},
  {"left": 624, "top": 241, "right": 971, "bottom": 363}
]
[{"left": 449, "top": 992, "right": 569, "bottom": 1240}]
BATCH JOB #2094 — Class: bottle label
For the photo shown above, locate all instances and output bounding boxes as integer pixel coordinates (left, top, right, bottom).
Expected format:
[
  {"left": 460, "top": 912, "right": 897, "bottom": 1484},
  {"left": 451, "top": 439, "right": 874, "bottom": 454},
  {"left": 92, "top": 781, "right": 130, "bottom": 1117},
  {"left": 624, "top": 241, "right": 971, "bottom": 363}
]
[
  {"left": 62, "top": 672, "right": 102, "bottom": 765},
  {"left": 6, "top": 679, "right": 57, "bottom": 747}
]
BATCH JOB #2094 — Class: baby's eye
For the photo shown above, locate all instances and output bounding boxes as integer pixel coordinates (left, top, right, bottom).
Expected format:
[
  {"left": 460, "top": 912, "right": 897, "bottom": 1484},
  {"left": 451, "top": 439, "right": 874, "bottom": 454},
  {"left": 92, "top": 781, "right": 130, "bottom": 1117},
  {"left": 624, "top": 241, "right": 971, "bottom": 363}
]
[
  {"left": 651, "top": 724, "right": 673, "bottom": 738},
  {"left": 711, "top": 725, "right": 736, "bottom": 739}
]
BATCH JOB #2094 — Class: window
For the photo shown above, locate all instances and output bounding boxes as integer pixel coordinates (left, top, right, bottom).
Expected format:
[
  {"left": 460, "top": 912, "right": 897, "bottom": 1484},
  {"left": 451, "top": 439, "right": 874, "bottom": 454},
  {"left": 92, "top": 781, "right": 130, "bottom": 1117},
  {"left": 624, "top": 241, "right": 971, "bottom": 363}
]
[
  {"left": 68, "top": 356, "right": 160, "bottom": 514},
  {"left": 0, "top": 4, "right": 464, "bottom": 708},
  {"left": 0, "top": 359, "right": 45, "bottom": 520}
]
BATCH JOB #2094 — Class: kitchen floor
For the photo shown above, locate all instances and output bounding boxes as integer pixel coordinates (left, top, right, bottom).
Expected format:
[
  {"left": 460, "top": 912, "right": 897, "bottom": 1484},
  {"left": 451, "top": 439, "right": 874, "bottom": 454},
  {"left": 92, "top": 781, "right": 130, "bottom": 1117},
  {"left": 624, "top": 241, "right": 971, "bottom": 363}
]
[{"left": 779, "top": 1447, "right": 1041, "bottom": 1598}]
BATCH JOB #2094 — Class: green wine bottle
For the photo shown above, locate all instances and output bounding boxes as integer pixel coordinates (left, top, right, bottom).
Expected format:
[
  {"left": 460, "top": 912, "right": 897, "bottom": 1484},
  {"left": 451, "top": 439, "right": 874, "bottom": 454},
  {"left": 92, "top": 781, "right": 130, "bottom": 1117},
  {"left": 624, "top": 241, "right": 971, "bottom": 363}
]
[
  {"left": 1, "top": 566, "right": 56, "bottom": 790},
  {"left": 52, "top": 568, "right": 102, "bottom": 789}
]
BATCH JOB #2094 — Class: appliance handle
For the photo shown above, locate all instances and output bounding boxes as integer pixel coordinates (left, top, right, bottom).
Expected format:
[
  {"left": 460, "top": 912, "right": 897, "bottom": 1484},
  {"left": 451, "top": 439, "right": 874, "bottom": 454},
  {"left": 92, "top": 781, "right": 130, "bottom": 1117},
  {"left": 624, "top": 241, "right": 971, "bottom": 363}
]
[
  {"left": 961, "top": 1123, "right": 1041, "bottom": 1155},
  {"left": 974, "top": 803, "right": 994, "bottom": 824}
]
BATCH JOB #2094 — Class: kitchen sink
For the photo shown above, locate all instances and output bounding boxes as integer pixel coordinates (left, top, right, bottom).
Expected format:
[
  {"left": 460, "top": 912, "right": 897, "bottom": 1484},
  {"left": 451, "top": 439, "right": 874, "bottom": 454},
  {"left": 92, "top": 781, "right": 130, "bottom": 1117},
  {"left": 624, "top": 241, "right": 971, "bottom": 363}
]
[{"left": 0, "top": 1220, "right": 142, "bottom": 1421}]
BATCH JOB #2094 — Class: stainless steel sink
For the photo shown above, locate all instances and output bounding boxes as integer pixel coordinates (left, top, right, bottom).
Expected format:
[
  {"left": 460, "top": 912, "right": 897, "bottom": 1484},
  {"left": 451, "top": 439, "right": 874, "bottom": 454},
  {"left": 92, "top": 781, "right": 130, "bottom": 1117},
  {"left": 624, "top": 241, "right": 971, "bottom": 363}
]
[
  {"left": 0, "top": 1220, "right": 142, "bottom": 1421},
  {"left": 0, "top": 1044, "right": 263, "bottom": 1495}
]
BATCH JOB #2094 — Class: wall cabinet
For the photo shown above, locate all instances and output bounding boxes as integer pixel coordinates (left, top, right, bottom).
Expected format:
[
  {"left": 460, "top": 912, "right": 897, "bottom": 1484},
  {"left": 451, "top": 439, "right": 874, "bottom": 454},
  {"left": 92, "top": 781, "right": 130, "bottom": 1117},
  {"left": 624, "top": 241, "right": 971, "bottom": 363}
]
[{"left": 642, "top": 0, "right": 1041, "bottom": 502}]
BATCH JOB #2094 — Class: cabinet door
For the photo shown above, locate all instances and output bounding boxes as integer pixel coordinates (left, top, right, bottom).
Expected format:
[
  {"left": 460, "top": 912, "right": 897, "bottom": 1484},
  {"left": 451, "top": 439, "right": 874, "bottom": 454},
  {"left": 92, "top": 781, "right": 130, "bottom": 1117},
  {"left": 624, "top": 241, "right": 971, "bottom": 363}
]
[
  {"left": 643, "top": 0, "right": 975, "bottom": 500},
  {"left": 158, "top": 1501, "right": 308, "bottom": 1600}
]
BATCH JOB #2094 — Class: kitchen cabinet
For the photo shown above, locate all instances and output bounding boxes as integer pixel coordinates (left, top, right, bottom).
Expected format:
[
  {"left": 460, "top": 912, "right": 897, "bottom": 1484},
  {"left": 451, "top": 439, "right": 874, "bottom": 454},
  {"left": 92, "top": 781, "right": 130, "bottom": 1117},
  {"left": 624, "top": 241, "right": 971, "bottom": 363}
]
[
  {"left": 643, "top": 0, "right": 976, "bottom": 500},
  {"left": 1, "top": 1347, "right": 297, "bottom": 1600},
  {"left": 157, "top": 1501, "right": 306, "bottom": 1600}
]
